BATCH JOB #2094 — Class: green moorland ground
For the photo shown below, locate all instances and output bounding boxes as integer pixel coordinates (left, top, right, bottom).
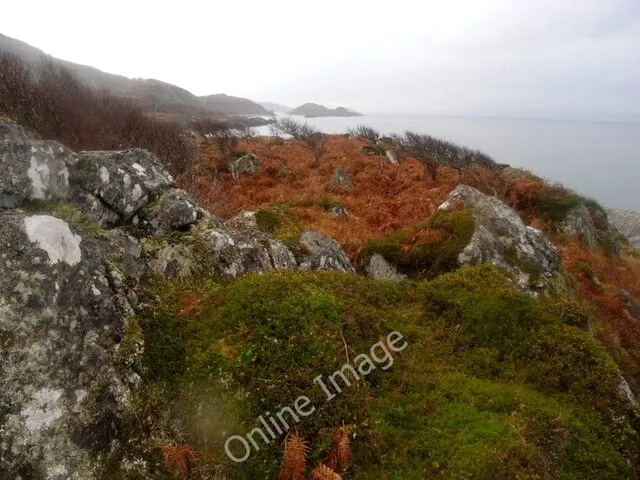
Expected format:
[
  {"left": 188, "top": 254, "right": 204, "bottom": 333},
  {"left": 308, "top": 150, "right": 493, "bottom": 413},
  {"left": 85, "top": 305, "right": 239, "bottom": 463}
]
[{"left": 111, "top": 265, "right": 640, "bottom": 479}]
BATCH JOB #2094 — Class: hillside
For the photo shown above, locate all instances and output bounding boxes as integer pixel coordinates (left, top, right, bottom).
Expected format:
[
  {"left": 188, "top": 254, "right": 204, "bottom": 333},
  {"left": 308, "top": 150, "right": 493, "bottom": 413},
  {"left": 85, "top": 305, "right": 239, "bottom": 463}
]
[
  {"left": 2, "top": 53, "right": 640, "bottom": 479},
  {"left": 1, "top": 117, "right": 639, "bottom": 479},
  {"left": 0, "top": 33, "right": 268, "bottom": 117},
  {"left": 261, "top": 101, "right": 292, "bottom": 113},
  {"left": 290, "top": 102, "right": 363, "bottom": 117}
]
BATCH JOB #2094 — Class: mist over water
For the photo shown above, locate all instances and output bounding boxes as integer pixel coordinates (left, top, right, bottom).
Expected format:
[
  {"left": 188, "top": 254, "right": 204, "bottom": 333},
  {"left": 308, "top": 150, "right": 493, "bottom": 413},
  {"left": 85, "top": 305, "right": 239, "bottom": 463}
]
[{"left": 261, "top": 115, "right": 640, "bottom": 210}]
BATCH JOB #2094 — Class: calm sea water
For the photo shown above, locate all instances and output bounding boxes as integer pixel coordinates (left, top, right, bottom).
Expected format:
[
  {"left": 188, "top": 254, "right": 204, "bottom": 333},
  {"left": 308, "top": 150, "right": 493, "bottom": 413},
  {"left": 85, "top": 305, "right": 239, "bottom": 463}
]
[{"left": 259, "top": 115, "right": 640, "bottom": 210}]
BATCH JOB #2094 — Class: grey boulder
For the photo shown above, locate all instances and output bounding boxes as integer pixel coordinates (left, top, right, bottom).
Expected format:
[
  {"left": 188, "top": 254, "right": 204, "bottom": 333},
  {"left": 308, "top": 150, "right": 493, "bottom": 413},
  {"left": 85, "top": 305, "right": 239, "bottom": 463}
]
[{"left": 439, "top": 184, "right": 562, "bottom": 292}]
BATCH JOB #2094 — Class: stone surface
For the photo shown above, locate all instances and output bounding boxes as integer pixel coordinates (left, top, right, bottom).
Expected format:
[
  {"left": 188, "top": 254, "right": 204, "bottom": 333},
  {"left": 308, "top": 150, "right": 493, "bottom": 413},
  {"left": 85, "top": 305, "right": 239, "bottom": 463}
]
[
  {"left": 299, "top": 230, "right": 355, "bottom": 273},
  {"left": 366, "top": 253, "right": 407, "bottom": 280},
  {"left": 136, "top": 189, "right": 201, "bottom": 235},
  {"left": 439, "top": 184, "right": 562, "bottom": 292},
  {"left": 607, "top": 208, "right": 640, "bottom": 249},
  {"left": 69, "top": 148, "right": 174, "bottom": 226},
  {"left": 332, "top": 167, "right": 352, "bottom": 188},
  {"left": 0, "top": 122, "right": 74, "bottom": 207},
  {"left": 0, "top": 211, "right": 141, "bottom": 479},
  {"left": 229, "top": 153, "right": 260, "bottom": 179},
  {"left": 560, "top": 204, "right": 598, "bottom": 245}
]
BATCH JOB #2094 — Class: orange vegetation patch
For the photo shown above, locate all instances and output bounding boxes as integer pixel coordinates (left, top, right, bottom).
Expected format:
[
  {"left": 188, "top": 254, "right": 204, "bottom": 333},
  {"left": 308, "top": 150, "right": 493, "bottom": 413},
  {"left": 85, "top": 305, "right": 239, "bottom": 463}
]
[
  {"left": 190, "top": 135, "right": 496, "bottom": 259},
  {"left": 557, "top": 237, "right": 640, "bottom": 384}
]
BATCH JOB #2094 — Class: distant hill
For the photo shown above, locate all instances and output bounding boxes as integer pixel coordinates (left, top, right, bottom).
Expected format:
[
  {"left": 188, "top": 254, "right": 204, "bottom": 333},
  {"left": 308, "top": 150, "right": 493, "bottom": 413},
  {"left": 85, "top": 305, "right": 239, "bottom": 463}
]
[
  {"left": 0, "top": 33, "right": 268, "bottom": 117},
  {"left": 260, "top": 102, "right": 292, "bottom": 113},
  {"left": 289, "top": 102, "right": 362, "bottom": 118},
  {"left": 201, "top": 94, "right": 269, "bottom": 116}
]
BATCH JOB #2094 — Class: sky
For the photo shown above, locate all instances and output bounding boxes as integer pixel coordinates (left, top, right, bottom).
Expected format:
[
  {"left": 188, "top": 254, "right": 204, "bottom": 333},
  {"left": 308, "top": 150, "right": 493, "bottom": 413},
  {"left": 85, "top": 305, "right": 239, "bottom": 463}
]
[{"left": 1, "top": 0, "right": 639, "bottom": 119}]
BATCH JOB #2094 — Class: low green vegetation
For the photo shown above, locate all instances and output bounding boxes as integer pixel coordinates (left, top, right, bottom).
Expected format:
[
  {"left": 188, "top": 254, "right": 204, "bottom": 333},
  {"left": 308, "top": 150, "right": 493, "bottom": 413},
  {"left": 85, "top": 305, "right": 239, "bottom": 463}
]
[
  {"left": 358, "top": 209, "right": 475, "bottom": 278},
  {"left": 20, "top": 201, "right": 102, "bottom": 235},
  {"left": 113, "top": 265, "right": 639, "bottom": 479}
]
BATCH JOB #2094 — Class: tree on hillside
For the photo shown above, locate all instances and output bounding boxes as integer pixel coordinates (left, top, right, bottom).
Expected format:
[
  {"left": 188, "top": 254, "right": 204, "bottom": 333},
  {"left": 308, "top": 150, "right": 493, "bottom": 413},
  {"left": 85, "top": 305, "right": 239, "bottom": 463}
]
[
  {"left": 193, "top": 118, "right": 239, "bottom": 160},
  {"left": 348, "top": 125, "right": 386, "bottom": 156},
  {"left": 0, "top": 53, "right": 196, "bottom": 178},
  {"left": 271, "top": 116, "right": 327, "bottom": 165}
]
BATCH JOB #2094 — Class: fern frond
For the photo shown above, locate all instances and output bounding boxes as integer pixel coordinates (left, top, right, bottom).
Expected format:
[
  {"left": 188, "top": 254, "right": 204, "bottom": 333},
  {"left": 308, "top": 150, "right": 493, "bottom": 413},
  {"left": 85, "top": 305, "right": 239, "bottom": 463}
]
[
  {"left": 327, "top": 425, "right": 353, "bottom": 472},
  {"left": 311, "top": 463, "right": 343, "bottom": 480},
  {"left": 279, "top": 431, "right": 310, "bottom": 480}
]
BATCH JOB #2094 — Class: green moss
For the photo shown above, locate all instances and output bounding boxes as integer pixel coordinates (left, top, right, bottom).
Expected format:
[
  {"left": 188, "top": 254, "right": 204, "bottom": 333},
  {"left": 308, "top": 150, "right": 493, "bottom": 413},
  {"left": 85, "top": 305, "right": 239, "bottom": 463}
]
[
  {"left": 129, "top": 267, "right": 639, "bottom": 479},
  {"left": 21, "top": 201, "right": 102, "bottom": 235},
  {"left": 319, "top": 197, "right": 343, "bottom": 212},
  {"left": 358, "top": 209, "right": 475, "bottom": 279}
]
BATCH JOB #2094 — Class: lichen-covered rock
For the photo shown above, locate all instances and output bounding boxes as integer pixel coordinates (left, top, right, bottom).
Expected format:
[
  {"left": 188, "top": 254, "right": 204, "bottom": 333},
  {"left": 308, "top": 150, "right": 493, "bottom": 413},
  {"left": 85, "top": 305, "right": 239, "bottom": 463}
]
[
  {"left": 332, "top": 167, "right": 352, "bottom": 188},
  {"left": 69, "top": 149, "right": 174, "bottom": 226},
  {"left": 607, "top": 208, "right": 640, "bottom": 249},
  {"left": 560, "top": 204, "right": 598, "bottom": 245},
  {"left": 299, "top": 230, "right": 355, "bottom": 273},
  {"left": 229, "top": 153, "right": 260, "bottom": 179},
  {"left": 366, "top": 253, "right": 407, "bottom": 280},
  {"left": 144, "top": 212, "right": 298, "bottom": 279},
  {"left": 439, "top": 184, "right": 562, "bottom": 292},
  {"left": 0, "top": 122, "right": 74, "bottom": 208},
  {"left": 559, "top": 203, "right": 622, "bottom": 253},
  {"left": 135, "top": 189, "right": 201, "bottom": 235},
  {"left": 0, "top": 211, "right": 141, "bottom": 479}
]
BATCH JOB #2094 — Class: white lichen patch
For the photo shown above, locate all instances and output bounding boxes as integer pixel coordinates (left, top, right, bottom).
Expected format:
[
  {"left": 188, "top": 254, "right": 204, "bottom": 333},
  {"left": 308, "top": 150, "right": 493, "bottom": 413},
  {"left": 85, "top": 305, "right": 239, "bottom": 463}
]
[
  {"left": 28, "top": 156, "right": 51, "bottom": 200},
  {"left": 132, "top": 163, "right": 147, "bottom": 176},
  {"left": 24, "top": 216, "right": 82, "bottom": 266},
  {"left": 99, "top": 166, "right": 110, "bottom": 184},
  {"left": 21, "top": 388, "right": 64, "bottom": 432},
  {"left": 131, "top": 184, "right": 144, "bottom": 203}
]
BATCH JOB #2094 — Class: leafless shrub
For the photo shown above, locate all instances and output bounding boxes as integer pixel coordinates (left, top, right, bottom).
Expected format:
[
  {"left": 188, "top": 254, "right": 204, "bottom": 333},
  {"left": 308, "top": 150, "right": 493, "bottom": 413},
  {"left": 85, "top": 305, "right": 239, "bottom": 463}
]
[
  {"left": 349, "top": 125, "right": 386, "bottom": 156},
  {"left": 391, "top": 130, "right": 497, "bottom": 179},
  {"left": 271, "top": 116, "right": 327, "bottom": 165}
]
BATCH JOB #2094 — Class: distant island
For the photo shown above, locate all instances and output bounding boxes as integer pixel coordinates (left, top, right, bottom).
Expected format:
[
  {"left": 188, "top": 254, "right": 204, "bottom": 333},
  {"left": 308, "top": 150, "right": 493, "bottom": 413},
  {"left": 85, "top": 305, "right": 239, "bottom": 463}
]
[{"left": 289, "top": 102, "right": 363, "bottom": 118}]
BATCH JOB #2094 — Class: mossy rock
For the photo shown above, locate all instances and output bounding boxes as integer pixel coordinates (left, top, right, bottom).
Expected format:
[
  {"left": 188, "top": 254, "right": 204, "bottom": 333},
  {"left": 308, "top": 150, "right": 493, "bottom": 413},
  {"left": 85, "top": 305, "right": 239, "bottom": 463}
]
[{"left": 357, "top": 209, "right": 475, "bottom": 279}]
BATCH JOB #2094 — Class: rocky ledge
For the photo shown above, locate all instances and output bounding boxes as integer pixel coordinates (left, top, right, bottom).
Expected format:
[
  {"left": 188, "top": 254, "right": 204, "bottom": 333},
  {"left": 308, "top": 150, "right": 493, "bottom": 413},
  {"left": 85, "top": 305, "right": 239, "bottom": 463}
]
[{"left": 0, "top": 121, "right": 355, "bottom": 479}]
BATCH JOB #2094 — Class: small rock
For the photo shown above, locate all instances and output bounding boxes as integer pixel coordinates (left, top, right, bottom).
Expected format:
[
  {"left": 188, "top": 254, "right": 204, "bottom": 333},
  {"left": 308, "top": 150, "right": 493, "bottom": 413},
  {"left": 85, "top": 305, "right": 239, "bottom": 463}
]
[
  {"left": 230, "top": 153, "right": 260, "bottom": 179},
  {"left": 366, "top": 253, "right": 407, "bottom": 280},
  {"left": 332, "top": 168, "right": 353, "bottom": 188},
  {"left": 330, "top": 204, "right": 349, "bottom": 218},
  {"left": 137, "top": 189, "right": 201, "bottom": 234},
  {"left": 298, "top": 230, "right": 355, "bottom": 273}
]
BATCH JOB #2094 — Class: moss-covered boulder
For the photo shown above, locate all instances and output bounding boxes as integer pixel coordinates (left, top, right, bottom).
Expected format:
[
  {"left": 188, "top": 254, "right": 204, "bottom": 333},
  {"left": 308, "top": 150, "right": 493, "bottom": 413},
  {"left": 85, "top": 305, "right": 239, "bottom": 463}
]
[{"left": 440, "top": 184, "right": 563, "bottom": 292}]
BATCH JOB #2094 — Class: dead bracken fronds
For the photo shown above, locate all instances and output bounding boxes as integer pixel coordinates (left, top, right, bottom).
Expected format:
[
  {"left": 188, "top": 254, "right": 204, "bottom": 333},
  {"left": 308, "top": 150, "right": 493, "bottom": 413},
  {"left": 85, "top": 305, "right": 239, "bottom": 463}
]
[
  {"left": 279, "top": 431, "right": 310, "bottom": 480},
  {"left": 310, "top": 463, "right": 343, "bottom": 480},
  {"left": 327, "top": 425, "right": 353, "bottom": 472},
  {"left": 160, "top": 443, "right": 197, "bottom": 477}
]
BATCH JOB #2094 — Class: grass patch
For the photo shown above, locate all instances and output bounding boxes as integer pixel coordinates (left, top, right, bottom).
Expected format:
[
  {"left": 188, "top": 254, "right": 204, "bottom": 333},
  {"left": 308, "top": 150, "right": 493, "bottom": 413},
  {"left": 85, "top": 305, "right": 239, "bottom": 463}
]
[{"left": 120, "top": 266, "right": 639, "bottom": 479}]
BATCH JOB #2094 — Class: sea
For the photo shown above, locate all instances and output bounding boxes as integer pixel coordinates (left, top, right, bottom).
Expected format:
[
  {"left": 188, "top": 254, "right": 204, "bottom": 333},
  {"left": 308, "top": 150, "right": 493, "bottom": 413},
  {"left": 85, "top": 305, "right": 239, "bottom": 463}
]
[{"left": 257, "top": 114, "right": 640, "bottom": 211}]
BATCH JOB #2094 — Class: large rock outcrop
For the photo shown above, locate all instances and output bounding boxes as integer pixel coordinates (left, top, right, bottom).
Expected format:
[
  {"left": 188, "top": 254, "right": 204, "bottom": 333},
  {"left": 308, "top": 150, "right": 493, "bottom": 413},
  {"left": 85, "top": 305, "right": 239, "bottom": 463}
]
[
  {"left": 607, "top": 208, "right": 640, "bottom": 249},
  {"left": 0, "top": 120, "right": 354, "bottom": 478},
  {"left": 0, "top": 212, "right": 142, "bottom": 479},
  {"left": 439, "top": 184, "right": 563, "bottom": 292}
]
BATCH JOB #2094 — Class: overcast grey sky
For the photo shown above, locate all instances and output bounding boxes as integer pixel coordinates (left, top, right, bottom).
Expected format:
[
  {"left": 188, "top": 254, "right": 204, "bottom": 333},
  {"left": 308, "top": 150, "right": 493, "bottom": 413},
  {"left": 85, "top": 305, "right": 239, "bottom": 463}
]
[{"left": 2, "top": 0, "right": 639, "bottom": 119}]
